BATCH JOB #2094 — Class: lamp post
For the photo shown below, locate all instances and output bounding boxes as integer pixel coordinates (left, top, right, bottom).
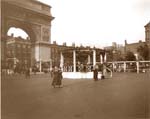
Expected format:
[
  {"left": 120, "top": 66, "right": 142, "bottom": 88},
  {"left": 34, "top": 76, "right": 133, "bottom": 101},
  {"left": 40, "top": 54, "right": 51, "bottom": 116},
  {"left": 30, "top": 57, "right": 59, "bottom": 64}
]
[
  {"left": 39, "top": 59, "right": 42, "bottom": 72},
  {"left": 49, "top": 59, "right": 52, "bottom": 70},
  {"left": 134, "top": 54, "right": 139, "bottom": 74}
]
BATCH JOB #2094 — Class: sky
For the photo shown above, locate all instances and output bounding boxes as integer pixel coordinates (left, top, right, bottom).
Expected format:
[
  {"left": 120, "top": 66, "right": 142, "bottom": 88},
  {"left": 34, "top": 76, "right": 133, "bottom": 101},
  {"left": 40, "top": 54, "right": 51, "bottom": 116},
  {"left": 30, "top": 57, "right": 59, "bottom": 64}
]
[{"left": 8, "top": 0, "right": 150, "bottom": 48}]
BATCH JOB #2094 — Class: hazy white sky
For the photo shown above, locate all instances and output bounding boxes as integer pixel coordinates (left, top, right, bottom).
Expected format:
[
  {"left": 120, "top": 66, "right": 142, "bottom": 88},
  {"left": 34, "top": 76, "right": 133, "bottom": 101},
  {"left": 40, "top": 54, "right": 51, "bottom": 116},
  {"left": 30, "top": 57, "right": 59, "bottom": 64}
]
[
  {"left": 8, "top": 0, "right": 150, "bottom": 47},
  {"left": 38, "top": 0, "right": 150, "bottom": 47}
]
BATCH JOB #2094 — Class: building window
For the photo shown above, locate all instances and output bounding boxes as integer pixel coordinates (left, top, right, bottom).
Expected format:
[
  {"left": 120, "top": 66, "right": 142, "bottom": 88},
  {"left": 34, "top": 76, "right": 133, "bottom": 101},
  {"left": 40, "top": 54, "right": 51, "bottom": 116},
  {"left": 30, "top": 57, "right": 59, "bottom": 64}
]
[
  {"left": 23, "top": 45, "right": 26, "bottom": 48},
  {"left": 17, "top": 44, "right": 21, "bottom": 48},
  {"left": 28, "top": 45, "right": 31, "bottom": 49}
]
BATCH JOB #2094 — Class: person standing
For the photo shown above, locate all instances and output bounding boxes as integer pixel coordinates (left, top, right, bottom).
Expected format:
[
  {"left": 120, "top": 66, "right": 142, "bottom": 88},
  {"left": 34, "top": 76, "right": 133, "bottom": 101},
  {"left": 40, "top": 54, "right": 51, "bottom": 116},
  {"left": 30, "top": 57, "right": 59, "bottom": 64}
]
[
  {"left": 25, "top": 67, "right": 30, "bottom": 79},
  {"left": 51, "top": 66, "right": 63, "bottom": 88},
  {"left": 52, "top": 66, "right": 58, "bottom": 88},
  {"left": 93, "top": 66, "right": 98, "bottom": 81},
  {"left": 33, "top": 65, "right": 37, "bottom": 75},
  {"left": 58, "top": 67, "right": 63, "bottom": 88}
]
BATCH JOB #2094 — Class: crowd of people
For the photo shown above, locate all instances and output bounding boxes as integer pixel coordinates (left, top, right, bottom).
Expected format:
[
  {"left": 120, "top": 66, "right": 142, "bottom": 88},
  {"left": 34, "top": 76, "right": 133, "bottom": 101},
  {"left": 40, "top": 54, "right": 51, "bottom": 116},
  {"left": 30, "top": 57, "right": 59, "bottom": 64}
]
[
  {"left": 2, "top": 62, "right": 112, "bottom": 88},
  {"left": 24, "top": 64, "right": 111, "bottom": 88},
  {"left": 50, "top": 64, "right": 110, "bottom": 88},
  {"left": 93, "top": 63, "right": 108, "bottom": 81}
]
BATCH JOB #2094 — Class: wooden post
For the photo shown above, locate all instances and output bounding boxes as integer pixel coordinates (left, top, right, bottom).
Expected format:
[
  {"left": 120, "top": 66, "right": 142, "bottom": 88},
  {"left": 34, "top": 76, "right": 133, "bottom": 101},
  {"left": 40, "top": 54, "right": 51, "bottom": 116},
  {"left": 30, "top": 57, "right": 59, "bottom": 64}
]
[
  {"left": 73, "top": 50, "right": 76, "bottom": 72},
  {"left": 136, "top": 61, "right": 139, "bottom": 74},
  {"left": 124, "top": 62, "right": 126, "bottom": 72},
  {"left": 39, "top": 59, "right": 42, "bottom": 72},
  {"left": 112, "top": 62, "right": 115, "bottom": 72}
]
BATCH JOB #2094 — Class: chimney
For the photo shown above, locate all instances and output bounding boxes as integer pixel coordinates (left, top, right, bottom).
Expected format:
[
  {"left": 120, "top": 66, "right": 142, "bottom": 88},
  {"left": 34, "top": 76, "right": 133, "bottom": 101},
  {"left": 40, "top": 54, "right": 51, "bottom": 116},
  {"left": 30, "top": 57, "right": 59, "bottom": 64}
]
[
  {"left": 125, "top": 40, "right": 127, "bottom": 45},
  {"left": 80, "top": 44, "right": 83, "bottom": 47},
  {"left": 63, "top": 42, "right": 66, "bottom": 46},
  {"left": 53, "top": 41, "right": 56, "bottom": 44},
  {"left": 139, "top": 40, "right": 142, "bottom": 43},
  {"left": 112, "top": 42, "right": 117, "bottom": 48},
  {"left": 72, "top": 42, "right": 75, "bottom": 47},
  {"left": 11, "top": 33, "right": 14, "bottom": 37}
]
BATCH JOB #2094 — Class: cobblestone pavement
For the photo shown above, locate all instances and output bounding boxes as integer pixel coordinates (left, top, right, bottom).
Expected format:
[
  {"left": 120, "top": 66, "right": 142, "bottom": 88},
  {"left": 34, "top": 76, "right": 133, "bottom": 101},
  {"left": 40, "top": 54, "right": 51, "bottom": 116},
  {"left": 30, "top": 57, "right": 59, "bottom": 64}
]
[{"left": 1, "top": 72, "right": 150, "bottom": 119}]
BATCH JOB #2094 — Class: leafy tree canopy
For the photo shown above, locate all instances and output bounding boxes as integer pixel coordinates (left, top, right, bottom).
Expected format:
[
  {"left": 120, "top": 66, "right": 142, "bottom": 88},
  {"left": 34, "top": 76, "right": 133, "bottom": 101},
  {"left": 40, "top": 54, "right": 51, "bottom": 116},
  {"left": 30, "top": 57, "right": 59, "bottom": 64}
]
[
  {"left": 137, "top": 44, "right": 150, "bottom": 60},
  {"left": 125, "top": 51, "right": 136, "bottom": 61}
]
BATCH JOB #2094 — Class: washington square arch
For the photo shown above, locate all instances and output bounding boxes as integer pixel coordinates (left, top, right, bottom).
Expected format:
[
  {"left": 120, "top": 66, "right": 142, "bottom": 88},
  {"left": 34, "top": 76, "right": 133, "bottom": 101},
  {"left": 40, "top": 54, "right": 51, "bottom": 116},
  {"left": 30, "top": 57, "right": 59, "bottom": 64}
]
[{"left": 1, "top": 0, "right": 54, "bottom": 71}]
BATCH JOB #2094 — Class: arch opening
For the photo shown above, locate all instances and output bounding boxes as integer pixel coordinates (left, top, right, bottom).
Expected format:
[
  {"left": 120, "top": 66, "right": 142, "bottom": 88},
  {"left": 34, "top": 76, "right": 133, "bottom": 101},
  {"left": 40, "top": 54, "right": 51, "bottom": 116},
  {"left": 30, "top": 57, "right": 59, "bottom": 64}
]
[
  {"left": 6, "top": 27, "right": 32, "bottom": 72},
  {"left": 7, "top": 27, "right": 30, "bottom": 40}
]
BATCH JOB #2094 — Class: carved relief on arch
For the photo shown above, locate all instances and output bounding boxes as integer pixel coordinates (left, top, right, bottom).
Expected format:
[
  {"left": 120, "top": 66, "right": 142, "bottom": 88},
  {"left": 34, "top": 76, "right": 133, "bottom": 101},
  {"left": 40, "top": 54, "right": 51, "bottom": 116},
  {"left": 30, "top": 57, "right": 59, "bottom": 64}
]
[
  {"left": 6, "top": 19, "right": 21, "bottom": 32},
  {"left": 31, "top": 24, "right": 41, "bottom": 42},
  {"left": 42, "top": 26, "right": 50, "bottom": 42}
]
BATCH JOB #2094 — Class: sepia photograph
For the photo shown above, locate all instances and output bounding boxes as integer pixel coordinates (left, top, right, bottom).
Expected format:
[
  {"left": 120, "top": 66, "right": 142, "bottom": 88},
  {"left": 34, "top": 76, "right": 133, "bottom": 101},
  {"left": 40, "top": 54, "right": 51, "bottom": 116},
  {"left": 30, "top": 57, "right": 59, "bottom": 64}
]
[{"left": 1, "top": 0, "right": 150, "bottom": 119}]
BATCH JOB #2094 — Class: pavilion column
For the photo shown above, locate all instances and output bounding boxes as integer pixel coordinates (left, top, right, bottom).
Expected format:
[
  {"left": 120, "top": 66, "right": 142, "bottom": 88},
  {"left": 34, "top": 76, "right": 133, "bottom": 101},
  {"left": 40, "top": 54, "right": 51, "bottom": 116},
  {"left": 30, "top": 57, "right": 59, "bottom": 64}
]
[
  {"left": 123, "top": 62, "right": 126, "bottom": 72},
  {"left": 112, "top": 62, "right": 115, "bottom": 72},
  {"left": 49, "top": 59, "right": 52, "bottom": 70},
  {"left": 93, "top": 50, "right": 96, "bottom": 66},
  {"left": 39, "top": 42, "right": 42, "bottom": 72},
  {"left": 104, "top": 53, "right": 107, "bottom": 62},
  {"left": 73, "top": 50, "right": 76, "bottom": 72},
  {"left": 100, "top": 54, "right": 103, "bottom": 64},
  {"left": 60, "top": 52, "right": 64, "bottom": 71},
  {"left": 88, "top": 55, "right": 91, "bottom": 64}
]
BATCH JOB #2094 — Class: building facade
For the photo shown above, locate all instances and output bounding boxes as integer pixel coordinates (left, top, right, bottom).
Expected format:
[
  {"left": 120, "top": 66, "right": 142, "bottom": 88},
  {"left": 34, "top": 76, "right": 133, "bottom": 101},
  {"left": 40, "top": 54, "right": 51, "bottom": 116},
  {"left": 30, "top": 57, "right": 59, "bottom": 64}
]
[
  {"left": 6, "top": 35, "right": 31, "bottom": 70},
  {"left": 145, "top": 22, "right": 150, "bottom": 43},
  {"left": 124, "top": 40, "right": 145, "bottom": 55}
]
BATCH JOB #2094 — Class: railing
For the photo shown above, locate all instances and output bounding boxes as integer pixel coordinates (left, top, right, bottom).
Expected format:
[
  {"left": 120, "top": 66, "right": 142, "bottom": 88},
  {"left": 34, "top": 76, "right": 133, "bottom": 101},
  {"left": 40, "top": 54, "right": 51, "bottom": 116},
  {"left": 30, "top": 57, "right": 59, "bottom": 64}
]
[
  {"left": 62, "top": 65, "right": 93, "bottom": 72},
  {"left": 62, "top": 61, "right": 150, "bottom": 74},
  {"left": 107, "top": 61, "right": 150, "bottom": 73},
  {"left": 2, "top": 61, "right": 149, "bottom": 77}
]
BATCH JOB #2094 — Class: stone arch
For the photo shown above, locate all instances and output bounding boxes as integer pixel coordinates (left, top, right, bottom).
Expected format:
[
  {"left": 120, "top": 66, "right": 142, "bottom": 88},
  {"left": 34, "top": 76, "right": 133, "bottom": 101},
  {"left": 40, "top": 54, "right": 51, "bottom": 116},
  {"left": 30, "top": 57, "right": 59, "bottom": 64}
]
[{"left": 2, "top": 0, "right": 54, "bottom": 71}]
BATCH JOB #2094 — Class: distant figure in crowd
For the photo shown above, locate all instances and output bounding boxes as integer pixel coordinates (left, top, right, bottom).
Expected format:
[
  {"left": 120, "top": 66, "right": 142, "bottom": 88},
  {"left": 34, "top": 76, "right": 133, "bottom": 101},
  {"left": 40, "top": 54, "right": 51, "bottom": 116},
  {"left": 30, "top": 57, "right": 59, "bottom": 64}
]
[
  {"left": 32, "top": 65, "right": 37, "bottom": 75},
  {"left": 101, "top": 64, "right": 106, "bottom": 79},
  {"left": 52, "top": 66, "right": 63, "bottom": 88},
  {"left": 25, "top": 67, "right": 30, "bottom": 78},
  {"left": 93, "top": 66, "right": 98, "bottom": 81}
]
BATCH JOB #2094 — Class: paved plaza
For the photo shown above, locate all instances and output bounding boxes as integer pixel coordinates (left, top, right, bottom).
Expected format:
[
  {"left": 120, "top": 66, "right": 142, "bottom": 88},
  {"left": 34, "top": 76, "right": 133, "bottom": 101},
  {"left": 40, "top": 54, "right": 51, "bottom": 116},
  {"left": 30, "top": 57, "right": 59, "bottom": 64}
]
[{"left": 1, "top": 72, "right": 150, "bottom": 119}]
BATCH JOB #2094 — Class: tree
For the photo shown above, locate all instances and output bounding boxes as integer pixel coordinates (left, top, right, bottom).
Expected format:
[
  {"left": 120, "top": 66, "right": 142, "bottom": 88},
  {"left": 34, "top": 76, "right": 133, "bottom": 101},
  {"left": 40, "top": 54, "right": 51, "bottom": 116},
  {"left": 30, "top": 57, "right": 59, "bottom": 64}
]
[
  {"left": 137, "top": 44, "right": 150, "bottom": 60},
  {"left": 106, "top": 49, "right": 113, "bottom": 62},
  {"left": 125, "top": 51, "right": 136, "bottom": 61},
  {"left": 106, "top": 49, "right": 125, "bottom": 61}
]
